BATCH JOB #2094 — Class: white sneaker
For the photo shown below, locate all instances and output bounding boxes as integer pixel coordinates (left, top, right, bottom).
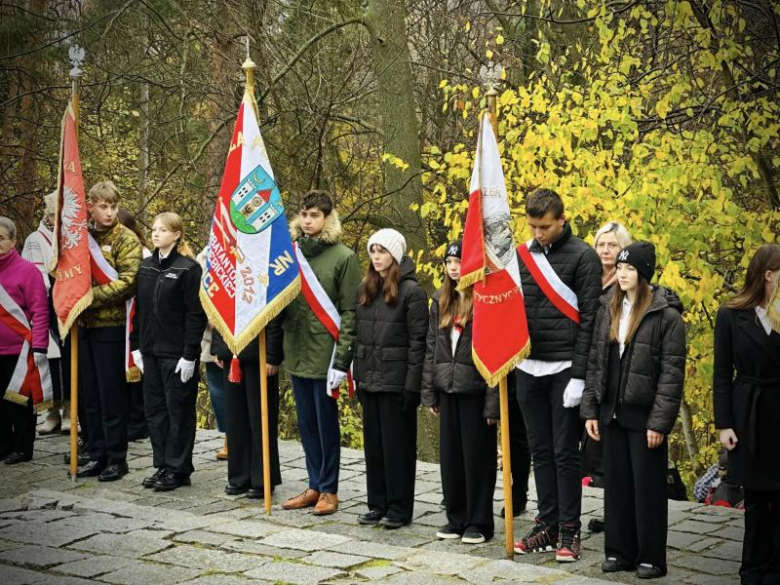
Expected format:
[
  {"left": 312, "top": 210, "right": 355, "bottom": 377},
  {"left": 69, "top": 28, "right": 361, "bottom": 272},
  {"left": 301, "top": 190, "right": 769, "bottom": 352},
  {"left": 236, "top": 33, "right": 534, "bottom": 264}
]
[{"left": 38, "top": 410, "right": 61, "bottom": 435}]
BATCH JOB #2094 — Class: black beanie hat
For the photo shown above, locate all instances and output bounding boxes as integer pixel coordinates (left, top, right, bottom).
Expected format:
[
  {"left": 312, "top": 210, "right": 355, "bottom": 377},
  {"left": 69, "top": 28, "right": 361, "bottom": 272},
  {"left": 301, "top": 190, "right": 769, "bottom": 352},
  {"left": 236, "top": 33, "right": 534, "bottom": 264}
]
[
  {"left": 445, "top": 239, "right": 462, "bottom": 260},
  {"left": 616, "top": 241, "right": 656, "bottom": 282}
]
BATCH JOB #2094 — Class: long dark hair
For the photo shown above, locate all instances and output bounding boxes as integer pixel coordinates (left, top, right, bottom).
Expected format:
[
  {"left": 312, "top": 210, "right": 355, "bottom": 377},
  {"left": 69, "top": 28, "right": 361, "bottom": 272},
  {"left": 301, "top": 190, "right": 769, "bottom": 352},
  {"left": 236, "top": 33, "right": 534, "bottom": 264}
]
[
  {"left": 358, "top": 248, "right": 400, "bottom": 306},
  {"left": 439, "top": 272, "right": 473, "bottom": 329},
  {"left": 724, "top": 244, "right": 780, "bottom": 310},
  {"left": 609, "top": 275, "right": 654, "bottom": 343}
]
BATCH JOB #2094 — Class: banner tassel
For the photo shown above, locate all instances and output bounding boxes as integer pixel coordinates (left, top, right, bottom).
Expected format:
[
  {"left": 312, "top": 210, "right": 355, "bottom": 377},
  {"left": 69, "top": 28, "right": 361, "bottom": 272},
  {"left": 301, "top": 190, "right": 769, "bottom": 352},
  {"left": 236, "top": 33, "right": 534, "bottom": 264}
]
[{"left": 228, "top": 355, "right": 242, "bottom": 383}]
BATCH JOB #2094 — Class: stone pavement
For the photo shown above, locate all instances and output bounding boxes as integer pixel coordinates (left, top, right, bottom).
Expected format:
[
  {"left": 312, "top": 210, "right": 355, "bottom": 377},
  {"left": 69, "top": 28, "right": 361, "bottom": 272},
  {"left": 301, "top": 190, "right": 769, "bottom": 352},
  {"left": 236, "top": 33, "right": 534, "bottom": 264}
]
[{"left": 0, "top": 429, "right": 742, "bottom": 584}]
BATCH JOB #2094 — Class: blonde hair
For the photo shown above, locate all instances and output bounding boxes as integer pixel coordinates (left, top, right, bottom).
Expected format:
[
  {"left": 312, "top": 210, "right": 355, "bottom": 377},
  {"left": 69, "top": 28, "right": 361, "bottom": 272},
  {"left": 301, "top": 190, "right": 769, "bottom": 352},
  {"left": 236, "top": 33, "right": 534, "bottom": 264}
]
[
  {"left": 88, "top": 181, "right": 120, "bottom": 204},
  {"left": 593, "top": 221, "right": 632, "bottom": 250},
  {"left": 153, "top": 212, "right": 194, "bottom": 257}
]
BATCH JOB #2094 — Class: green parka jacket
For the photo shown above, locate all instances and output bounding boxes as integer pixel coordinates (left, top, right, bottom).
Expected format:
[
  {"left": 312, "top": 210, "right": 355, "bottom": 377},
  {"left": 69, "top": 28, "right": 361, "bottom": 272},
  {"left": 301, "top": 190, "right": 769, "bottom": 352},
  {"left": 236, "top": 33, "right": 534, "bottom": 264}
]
[{"left": 282, "top": 211, "right": 361, "bottom": 379}]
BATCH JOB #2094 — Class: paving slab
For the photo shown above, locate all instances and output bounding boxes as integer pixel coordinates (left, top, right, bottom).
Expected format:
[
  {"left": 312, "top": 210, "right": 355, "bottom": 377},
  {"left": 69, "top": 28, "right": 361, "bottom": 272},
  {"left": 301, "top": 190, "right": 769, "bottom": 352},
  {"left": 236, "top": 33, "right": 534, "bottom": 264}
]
[
  {"left": 145, "top": 544, "right": 266, "bottom": 572},
  {"left": 98, "top": 560, "right": 200, "bottom": 585},
  {"left": 259, "top": 527, "right": 352, "bottom": 551},
  {"left": 68, "top": 532, "right": 173, "bottom": 558},
  {"left": 244, "top": 560, "right": 342, "bottom": 584},
  {"left": 0, "top": 544, "right": 87, "bottom": 569},
  {"left": 51, "top": 555, "right": 137, "bottom": 578}
]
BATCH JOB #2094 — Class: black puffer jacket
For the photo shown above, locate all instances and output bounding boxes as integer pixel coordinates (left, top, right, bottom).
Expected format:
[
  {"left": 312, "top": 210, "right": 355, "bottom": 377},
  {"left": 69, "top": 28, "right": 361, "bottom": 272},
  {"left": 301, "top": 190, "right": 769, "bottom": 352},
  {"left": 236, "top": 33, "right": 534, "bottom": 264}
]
[
  {"left": 580, "top": 286, "right": 686, "bottom": 434},
  {"left": 352, "top": 257, "right": 428, "bottom": 394},
  {"left": 421, "top": 290, "right": 499, "bottom": 419},
  {"left": 517, "top": 223, "right": 602, "bottom": 379},
  {"left": 131, "top": 247, "right": 207, "bottom": 360},
  {"left": 211, "top": 314, "right": 284, "bottom": 366}
]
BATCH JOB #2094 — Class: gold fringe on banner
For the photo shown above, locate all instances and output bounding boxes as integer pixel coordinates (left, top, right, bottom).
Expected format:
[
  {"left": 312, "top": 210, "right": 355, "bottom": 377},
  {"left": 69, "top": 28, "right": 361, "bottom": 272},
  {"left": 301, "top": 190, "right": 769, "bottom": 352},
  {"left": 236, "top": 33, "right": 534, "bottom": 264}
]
[
  {"left": 56, "top": 291, "right": 93, "bottom": 340},
  {"left": 472, "top": 342, "right": 531, "bottom": 388},
  {"left": 126, "top": 366, "right": 141, "bottom": 383},
  {"left": 4, "top": 392, "right": 30, "bottom": 406},
  {"left": 34, "top": 399, "right": 53, "bottom": 414},
  {"left": 457, "top": 267, "right": 485, "bottom": 292}
]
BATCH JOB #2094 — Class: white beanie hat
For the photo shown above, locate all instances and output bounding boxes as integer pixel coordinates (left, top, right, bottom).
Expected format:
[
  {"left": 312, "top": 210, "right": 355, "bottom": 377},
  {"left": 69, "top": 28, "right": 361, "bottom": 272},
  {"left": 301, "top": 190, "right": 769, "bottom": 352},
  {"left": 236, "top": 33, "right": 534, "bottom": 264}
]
[{"left": 367, "top": 228, "right": 407, "bottom": 265}]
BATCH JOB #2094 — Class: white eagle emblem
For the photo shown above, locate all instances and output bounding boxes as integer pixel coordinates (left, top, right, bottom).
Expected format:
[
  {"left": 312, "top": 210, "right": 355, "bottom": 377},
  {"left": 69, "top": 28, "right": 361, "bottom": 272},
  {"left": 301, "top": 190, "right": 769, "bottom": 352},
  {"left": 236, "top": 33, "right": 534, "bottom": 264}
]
[{"left": 59, "top": 186, "right": 88, "bottom": 250}]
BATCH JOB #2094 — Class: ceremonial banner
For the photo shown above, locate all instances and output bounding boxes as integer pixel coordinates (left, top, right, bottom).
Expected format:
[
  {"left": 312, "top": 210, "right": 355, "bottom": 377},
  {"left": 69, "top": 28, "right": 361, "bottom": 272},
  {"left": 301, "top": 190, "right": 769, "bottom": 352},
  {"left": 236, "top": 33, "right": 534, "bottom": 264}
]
[
  {"left": 51, "top": 102, "right": 92, "bottom": 338},
  {"left": 459, "top": 113, "right": 530, "bottom": 385},
  {"left": 200, "top": 86, "right": 300, "bottom": 354}
]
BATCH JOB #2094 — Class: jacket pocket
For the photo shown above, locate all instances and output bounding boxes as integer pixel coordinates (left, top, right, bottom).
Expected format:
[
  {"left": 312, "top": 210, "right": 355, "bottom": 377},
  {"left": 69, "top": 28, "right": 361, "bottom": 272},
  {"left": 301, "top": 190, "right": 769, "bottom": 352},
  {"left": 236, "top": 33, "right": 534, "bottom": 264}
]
[
  {"left": 382, "top": 347, "right": 408, "bottom": 389},
  {"left": 354, "top": 345, "right": 368, "bottom": 383}
]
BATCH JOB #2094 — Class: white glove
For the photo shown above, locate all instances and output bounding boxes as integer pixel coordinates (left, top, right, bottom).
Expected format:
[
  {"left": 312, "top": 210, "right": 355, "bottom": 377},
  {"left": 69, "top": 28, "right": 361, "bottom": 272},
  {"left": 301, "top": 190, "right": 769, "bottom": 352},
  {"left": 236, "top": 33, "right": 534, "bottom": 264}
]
[
  {"left": 131, "top": 350, "right": 144, "bottom": 375},
  {"left": 175, "top": 358, "right": 196, "bottom": 383},
  {"left": 327, "top": 368, "right": 347, "bottom": 390},
  {"left": 562, "top": 378, "right": 585, "bottom": 408}
]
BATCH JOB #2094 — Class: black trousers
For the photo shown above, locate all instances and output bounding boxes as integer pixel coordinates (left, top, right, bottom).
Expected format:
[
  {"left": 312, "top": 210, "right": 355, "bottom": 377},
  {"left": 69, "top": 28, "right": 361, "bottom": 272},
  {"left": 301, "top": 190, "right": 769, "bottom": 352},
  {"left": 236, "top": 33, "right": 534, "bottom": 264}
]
[
  {"left": 361, "top": 391, "right": 417, "bottom": 523},
  {"left": 223, "top": 364, "right": 281, "bottom": 490},
  {"left": 143, "top": 354, "right": 198, "bottom": 476},
  {"left": 0, "top": 355, "right": 36, "bottom": 458},
  {"left": 603, "top": 422, "right": 668, "bottom": 570},
  {"left": 741, "top": 488, "right": 780, "bottom": 585},
  {"left": 79, "top": 327, "right": 127, "bottom": 463},
  {"left": 516, "top": 368, "right": 582, "bottom": 528},
  {"left": 440, "top": 392, "right": 497, "bottom": 537},
  {"left": 508, "top": 378, "right": 531, "bottom": 507},
  {"left": 126, "top": 380, "right": 148, "bottom": 440}
]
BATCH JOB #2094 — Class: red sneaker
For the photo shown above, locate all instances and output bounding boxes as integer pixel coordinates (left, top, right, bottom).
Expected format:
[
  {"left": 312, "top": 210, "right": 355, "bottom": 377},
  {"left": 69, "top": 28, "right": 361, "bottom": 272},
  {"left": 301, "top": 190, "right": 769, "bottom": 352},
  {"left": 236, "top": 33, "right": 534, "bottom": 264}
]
[
  {"left": 555, "top": 523, "right": 581, "bottom": 562},
  {"left": 513, "top": 520, "right": 557, "bottom": 555}
]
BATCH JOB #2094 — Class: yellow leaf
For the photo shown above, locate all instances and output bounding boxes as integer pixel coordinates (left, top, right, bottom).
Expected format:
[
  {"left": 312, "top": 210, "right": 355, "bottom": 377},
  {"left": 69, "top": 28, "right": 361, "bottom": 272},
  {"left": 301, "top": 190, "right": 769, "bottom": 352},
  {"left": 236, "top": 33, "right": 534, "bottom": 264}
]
[
  {"left": 486, "top": 49, "right": 494, "bottom": 59},
  {"left": 496, "top": 34, "right": 505, "bottom": 45}
]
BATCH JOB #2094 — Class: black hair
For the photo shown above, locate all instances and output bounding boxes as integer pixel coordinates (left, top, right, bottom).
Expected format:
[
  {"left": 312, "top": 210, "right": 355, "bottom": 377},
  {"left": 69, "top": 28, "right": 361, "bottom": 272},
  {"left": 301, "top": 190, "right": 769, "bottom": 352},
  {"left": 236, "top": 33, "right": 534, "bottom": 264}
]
[
  {"left": 526, "top": 188, "right": 564, "bottom": 219},
  {"left": 300, "top": 190, "right": 333, "bottom": 216}
]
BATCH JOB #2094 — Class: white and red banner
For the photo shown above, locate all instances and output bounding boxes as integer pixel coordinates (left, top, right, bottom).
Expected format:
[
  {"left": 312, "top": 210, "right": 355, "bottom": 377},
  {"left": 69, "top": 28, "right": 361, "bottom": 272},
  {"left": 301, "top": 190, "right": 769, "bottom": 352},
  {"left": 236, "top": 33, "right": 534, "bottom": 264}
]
[
  {"left": 0, "top": 283, "right": 53, "bottom": 407},
  {"left": 294, "top": 244, "right": 354, "bottom": 399},
  {"left": 51, "top": 102, "right": 93, "bottom": 338},
  {"left": 517, "top": 239, "right": 580, "bottom": 324},
  {"left": 200, "top": 85, "right": 300, "bottom": 354},
  {"left": 459, "top": 113, "right": 530, "bottom": 385},
  {"left": 87, "top": 235, "right": 140, "bottom": 381}
]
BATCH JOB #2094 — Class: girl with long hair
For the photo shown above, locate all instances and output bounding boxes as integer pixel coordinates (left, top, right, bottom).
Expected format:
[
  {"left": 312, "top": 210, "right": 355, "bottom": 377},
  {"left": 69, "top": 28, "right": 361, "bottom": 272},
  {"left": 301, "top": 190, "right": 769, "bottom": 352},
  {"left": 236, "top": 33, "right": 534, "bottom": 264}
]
[
  {"left": 581, "top": 242, "right": 686, "bottom": 579},
  {"left": 421, "top": 240, "right": 499, "bottom": 544},
  {"left": 713, "top": 244, "right": 780, "bottom": 585},
  {"left": 353, "top": 229, "right": 428, "bottom": 529},
  {"left": 130, "top": 212, "right": 207, "bottom": 492}
]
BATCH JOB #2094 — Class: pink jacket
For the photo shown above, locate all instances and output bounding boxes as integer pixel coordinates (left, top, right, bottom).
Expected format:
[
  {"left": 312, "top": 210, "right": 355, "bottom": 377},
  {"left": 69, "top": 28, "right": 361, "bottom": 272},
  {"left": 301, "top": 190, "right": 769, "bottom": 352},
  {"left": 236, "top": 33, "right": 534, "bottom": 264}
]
[{"left": 0, "top": 249, "right": 49, "bottom": 355}]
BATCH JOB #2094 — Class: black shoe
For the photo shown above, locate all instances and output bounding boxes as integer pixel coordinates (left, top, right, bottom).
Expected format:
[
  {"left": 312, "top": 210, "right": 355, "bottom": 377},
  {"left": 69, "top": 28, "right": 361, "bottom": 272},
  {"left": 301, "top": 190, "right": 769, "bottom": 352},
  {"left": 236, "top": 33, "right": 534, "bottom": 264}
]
[
  {"left": 154, "top": 470, "right": 191, "bottom": 492},
  {"left": 358, "top": 509, "right": 384, "bottom": 525},
  {"left": 501, "top": 502, "right": 527, "bottom": 518},
  {"left": 246, "top": 488, "right": 266, "bottom": 499},
  {"left": 98, "top": 460, "right": 129, "bottom": 482},
  {"left": 76, "top": 460, "right": 107, "bottom": 478},
  {"left": 602, "top": 557, "right": 635, "bottom": 573},
  {"left": 636, "top": 564, "right": 666, "bottom": 579},
  {"left": 4, "top": 452, "right": 31, "bottom": 465},
  {"left": 64, "top": 450, "right": 89, "bottom": 466},
  {"left": 380, "top": 517, "right": 408, "bottom": 530},
  {"left": 588, "top": 517, "right": 605, "bottom": 533},
  {"left": 224, "top": 483, "right": 249, "bottom": 496},
  {"left": 462, "top": 529, "right": 487, "bottom": 544},
  {"left": 142, "top": 468, "right": 167, "bottom": 489}
]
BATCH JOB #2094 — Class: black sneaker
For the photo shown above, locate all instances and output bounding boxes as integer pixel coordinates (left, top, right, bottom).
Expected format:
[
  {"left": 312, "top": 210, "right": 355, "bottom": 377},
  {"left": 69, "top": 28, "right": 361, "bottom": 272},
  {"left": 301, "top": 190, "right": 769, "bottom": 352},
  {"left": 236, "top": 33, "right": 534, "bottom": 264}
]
[
  {"left": 555, "top": 522, "right": 581, "bottom": 562},
  {"left": 436, "top": 525, "right": 463, "bottom": 539},
  {"left": 142, "top": 468, "right": 167, "bottom": 489},
  {"left": 153, "top": 469, "right": 191, "bottom": 492},
  {"left": 588, "top": 517, "right": 605, "bottom": 533},
  {"left": 76, "top": 460, "right": 107, "bottom": 478},
  {"left": 358, "top": 509, "right": 384, "bottom": 525},
  {"left": 636, "top": 564, "right": 666, "bottom": 579},
  {"left": 602, "top": 557, "right": 635, "bottom": 573},
  {"left": 462, "top": 529, "right": 486, "bottom": 544},
  {"left": 501, "top": 502, "right": 527, "bottom": 518},
  {"left": 98, "top": 460, "right": 129, "bottom": 482},
  {"left": 514, "top": 520, "right": 557, "bottom": 554},
  {"left": 379, "top": 517, "right": 408, "bottom": 530}
]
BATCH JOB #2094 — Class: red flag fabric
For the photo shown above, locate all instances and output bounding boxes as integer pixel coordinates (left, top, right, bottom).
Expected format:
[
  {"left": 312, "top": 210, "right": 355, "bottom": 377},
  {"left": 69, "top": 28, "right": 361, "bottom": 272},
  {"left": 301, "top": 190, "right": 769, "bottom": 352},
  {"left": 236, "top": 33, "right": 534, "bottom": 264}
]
[
  {"left": 51, "top": 103, "right": 93, "bottom": 338},
  {"left": 459, "top": 113, "right": 530, "bottom": 385}
]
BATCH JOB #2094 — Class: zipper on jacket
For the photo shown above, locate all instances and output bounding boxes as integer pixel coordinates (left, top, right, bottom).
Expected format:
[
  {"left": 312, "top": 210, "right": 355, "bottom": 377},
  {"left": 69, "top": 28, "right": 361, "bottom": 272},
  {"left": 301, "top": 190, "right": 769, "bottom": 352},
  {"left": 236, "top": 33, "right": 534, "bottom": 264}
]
[{"left": 151, "top": 265, "right": 164, "bottom": 356}]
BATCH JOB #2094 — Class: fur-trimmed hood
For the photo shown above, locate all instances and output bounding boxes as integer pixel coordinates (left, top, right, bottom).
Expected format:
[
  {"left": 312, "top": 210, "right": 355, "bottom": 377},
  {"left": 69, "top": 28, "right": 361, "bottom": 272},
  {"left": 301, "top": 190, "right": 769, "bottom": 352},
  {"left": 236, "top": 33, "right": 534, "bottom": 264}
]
[{"left": 289, "top": 210, "right": 343, "bottom": 244}]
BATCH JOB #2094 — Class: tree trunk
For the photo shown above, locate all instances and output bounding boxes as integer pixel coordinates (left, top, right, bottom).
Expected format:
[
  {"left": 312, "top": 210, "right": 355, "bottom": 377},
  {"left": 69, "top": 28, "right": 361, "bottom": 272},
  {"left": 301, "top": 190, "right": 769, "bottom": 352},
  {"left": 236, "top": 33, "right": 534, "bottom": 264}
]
[{"left": 364, "top": 0, "right": 425, "bottom": 254}]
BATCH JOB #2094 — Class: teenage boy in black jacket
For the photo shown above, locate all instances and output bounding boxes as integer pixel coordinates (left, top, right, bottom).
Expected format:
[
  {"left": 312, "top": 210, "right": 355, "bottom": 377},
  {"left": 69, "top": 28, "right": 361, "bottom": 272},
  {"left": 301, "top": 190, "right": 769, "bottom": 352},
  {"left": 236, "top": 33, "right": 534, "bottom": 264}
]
[{"left": 513, "top": 188, "right": 602, "bottom": 562}]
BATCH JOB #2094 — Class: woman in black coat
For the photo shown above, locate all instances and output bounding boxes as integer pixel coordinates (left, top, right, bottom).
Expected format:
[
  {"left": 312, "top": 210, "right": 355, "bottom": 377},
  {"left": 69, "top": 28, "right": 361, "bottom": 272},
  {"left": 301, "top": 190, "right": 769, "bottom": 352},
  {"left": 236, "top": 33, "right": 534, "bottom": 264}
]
[
  {"left": 713, "top": 244, "right": 780, "bottom": 585},
  {"left": 581, "top": 242, "right": 686, "bottom": 579},
  {"left": 421, "top": 240, "right": 499, "bottom": 545},
  {"left": 212, "top": 315, "right": 284, "bottom": 499},
  {"left": 353, "top": 229, "right": 428, "bottom": 529}
]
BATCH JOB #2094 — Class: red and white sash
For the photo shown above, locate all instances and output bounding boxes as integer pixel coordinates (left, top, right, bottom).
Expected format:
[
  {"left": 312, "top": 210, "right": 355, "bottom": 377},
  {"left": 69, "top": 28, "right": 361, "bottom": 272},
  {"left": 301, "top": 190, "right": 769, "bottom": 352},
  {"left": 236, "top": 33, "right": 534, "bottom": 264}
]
[
  {"left": 0, "top": 283, "right": 53, "bottom": 407},
  {"left": 518, "top": 239, "right": 581, "bottom": 324},
  {"left": 88, "top": 235, "right": 140, "bottom": 382},
  {"left": 293, "top": 243, "right": 354, "bottom": 399}
]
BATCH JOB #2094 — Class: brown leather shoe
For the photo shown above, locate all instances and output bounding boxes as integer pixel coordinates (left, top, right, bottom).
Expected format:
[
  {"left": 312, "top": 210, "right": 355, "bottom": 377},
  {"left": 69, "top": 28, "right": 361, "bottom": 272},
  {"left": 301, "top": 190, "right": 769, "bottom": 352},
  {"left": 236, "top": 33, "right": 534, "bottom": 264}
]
[
  {"left": 312, "top": 492, "right": 338, "bottom": 516},
  {"left": 216, "top": 437, "right": 228, "bottom": 461},
  {"left": 282, "top": 488, "right": 320, "bottom": 510}
]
